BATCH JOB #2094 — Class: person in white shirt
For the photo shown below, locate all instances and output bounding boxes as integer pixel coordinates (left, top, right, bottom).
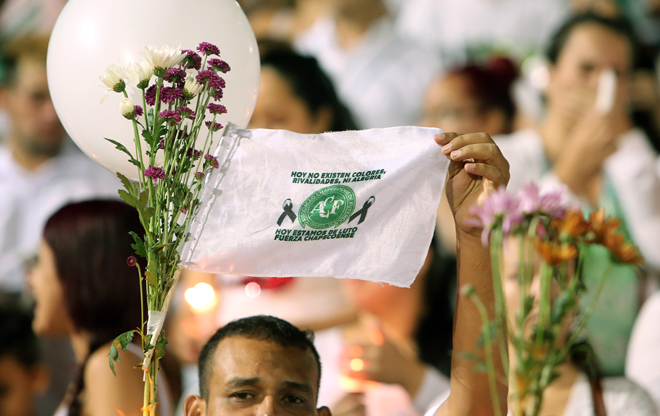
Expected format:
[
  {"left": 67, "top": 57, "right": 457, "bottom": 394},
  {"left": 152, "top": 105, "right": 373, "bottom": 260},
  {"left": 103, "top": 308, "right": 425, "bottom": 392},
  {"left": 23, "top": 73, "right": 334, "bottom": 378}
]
[
  {"left": 395, "top": 0, "right": 570, "bottom": 67},
  {"left": 493, "top": 13, "right": 660, "bottom": 376},
  {"left": 294, "top": 0, "right": 441, "bottom": 129},
  {"left": 0, "top": 35, "right": 120, "bottom": 293}
]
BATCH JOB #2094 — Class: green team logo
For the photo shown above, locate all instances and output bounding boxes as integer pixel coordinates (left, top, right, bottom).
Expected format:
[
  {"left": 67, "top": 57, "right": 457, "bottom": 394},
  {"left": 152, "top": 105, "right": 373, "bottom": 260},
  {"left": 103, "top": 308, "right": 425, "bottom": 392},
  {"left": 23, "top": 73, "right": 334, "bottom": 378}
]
[{"left": 299, "top": 185, "right": 356, "bottom": 229}]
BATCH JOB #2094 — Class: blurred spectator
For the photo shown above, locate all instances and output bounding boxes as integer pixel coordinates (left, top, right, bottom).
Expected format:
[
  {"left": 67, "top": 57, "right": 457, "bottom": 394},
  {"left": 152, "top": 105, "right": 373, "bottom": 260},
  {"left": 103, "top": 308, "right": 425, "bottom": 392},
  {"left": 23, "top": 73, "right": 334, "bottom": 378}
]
[
  {"left": 249, "top": 49, "right": 358, "bottom": 132},
  {"left": 29, "top": 200, "right": 175, "bottom": 416},
  {"left": 242, "top": 0, "right": 330, "bottom": 44},
  {"left": 395, "top": 0, "right": 570, "bottom": 67},
  {"left": 496, "top": 13, "right": 660, "bottom": 375},
  {"left": 0, "top": 0, "right": 66, "bottom": 41},
  {"left": 0, "top": 303, "right": 49, "bottom": 416},
  {"left": 294, "top": 0, "right": 441, "bottom": 129},
  {"left": 0, "top": 35, "right": 120, "bottom": 293},
  {"left": 421, "top": 58, "right": 518, "bottom": 136},
  {"left": 331, "top": 243, "right": 455, "bottom": 416}
]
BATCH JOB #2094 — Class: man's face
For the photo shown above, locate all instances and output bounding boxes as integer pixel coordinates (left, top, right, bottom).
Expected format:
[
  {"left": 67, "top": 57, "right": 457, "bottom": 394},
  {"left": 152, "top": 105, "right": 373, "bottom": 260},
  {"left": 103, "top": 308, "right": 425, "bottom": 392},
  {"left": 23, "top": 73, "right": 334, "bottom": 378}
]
[
  {"left": 0, "top": 57, "right": 65, "bottom": 155},
  {"left": 185, "top": 337, "right": 330, "bottom": 416}
]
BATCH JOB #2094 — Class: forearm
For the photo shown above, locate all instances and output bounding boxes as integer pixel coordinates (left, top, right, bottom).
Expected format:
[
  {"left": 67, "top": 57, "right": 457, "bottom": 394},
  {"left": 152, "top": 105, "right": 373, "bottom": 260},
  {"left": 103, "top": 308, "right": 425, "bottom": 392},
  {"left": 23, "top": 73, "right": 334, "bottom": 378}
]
[{"left": 444, "top": 230, "right": 508, "bottom": 416}]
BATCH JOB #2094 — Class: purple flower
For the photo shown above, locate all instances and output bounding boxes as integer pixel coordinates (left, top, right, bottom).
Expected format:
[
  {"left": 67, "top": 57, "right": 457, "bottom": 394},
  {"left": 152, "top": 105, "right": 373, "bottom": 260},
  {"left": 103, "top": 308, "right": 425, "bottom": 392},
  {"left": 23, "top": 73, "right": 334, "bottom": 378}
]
[
  {"left": 467, "top": 186, "right": 522, "bottom": 246},
  {"left": 195, "top": 171, "right": 205, "bottom": 180},
  {"left": 126, "top": 256, "right": 137, "bottom": 267},
  {"left": 196, "top": 70, "right": 225, "bottom": 90},
  {"left": 144, "top": 166, "right": 166, "bottom": 182},
  {"left": 181, "top": 49, "right": 202, "bottom": 70},
  {"left": 197, "top": 42, "right": 220, "bottom": 56},
  {"left": 176, "top": 106, "right": 196, "bottom": 120},
  {"left": 158, "top": 139, "right": 165, "bottom": 149},
  {"left": 208, "top": 58, "right": 231, "bottom": 73},
  {"left": 204, "top": 154, "right": 219, "bottom": 169},
  {"left": 207, "top": 103, "right": 227, "bottom": 115},
  {"left": 159, "top": 110, "right": 181, "bottom": 125},
  {"left": 160, "top": 87, "right": 184, "bottom": 104},
  {"left": 187, "top": 148, "right": 201, "bottom": 160},
  {"left": 210, "top": 87, "right": 224, "bottom": 101},
  {"left": 205, "top": 121, "right": 224, "bottom": 132},
  {"left": 164, "top": 68, "right": 187, "bottom": 84},
  {"left": 518, "top": 182, "right": 567, "bottom": 218},
  {"left": 145, "top": 84, "right": 157, "bottom": 106},
  {"left": 134, "top": 105, "right": 144, "bottom": 117}
]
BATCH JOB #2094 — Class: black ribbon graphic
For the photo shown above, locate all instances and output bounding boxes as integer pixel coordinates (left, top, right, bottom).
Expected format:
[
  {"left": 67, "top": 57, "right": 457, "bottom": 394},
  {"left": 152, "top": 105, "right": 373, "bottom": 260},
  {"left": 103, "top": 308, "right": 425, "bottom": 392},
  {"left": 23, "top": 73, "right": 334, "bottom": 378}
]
[
  {"left": 349, "top": 196, "right": 375, "bottom": 225},
  {"left": 277, "top": 199, "right": 297, "bottom": 226}
]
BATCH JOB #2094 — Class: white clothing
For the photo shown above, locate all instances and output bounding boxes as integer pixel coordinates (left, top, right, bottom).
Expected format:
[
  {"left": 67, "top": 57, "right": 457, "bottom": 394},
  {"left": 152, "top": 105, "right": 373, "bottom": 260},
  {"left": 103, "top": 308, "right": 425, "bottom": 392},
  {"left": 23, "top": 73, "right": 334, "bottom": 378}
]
[
  {"left": 0, "top": 139, "right": 120, "bottom": 291},
  {"left": 626, "top": 291, "right": 660, "bottom": 409},
  {"left": 495, "top": 128, "right": 660, "bottom": 270},
  {"left": 294, "top": 17, "right": 441, "bottom": 129},
  {"left": 395, "top": 0, "right": 569, "bottom": 66}
]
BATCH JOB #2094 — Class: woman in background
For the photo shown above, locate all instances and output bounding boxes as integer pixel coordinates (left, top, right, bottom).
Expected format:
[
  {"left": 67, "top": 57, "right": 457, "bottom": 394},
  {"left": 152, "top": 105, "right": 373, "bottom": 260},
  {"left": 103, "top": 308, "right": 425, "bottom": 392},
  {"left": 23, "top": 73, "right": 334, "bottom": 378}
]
[{"left": 29, "top": 200, "right": 174, "bottom": 416}]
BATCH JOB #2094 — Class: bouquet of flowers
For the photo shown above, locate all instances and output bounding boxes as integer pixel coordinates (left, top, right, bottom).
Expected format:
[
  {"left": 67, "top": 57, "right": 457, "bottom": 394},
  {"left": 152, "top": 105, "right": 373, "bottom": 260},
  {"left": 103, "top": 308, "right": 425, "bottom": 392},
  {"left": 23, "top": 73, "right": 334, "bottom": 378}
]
[
  {"left": 99, "top": 42, "right": 231, "bottom": 415},
  {"left": 461, "top": 183, "right": 642, "bottom": 416}
]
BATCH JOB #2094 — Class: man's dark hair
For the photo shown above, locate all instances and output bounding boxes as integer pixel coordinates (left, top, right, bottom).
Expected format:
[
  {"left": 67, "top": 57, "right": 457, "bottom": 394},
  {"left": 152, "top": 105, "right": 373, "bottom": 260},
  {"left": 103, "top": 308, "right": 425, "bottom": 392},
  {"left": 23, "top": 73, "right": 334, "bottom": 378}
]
[
  {"left": 546, "top": 12, "right": 639, "bottom": 67},
  {"left": 0, "top": 303, "right": 41, "bottom": 369},
  {"left": 0, "top": 35, "right": 50, "bottom": 87},
  {"left": 198, "top": 315, "right": 322, "bottom": 401}
]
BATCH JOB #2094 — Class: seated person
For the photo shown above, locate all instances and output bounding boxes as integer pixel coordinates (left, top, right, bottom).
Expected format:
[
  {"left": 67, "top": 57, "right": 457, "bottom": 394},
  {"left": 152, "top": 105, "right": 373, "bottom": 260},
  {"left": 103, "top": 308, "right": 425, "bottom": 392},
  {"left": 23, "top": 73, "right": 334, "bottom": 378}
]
[
  {"left": 0, "top": 303, "right": 49, "bottom": 416},
  {"left": 183, "top": 131, "right": 512, "bottom": 416}
]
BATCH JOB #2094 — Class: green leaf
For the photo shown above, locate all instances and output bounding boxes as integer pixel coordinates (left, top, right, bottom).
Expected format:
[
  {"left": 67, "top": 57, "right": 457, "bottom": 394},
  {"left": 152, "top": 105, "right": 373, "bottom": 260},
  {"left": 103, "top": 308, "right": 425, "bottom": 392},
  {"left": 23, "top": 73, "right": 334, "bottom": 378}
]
[
  {"left": 458, "top": 351, "right": 484, "bottom": 363},
  {"left": 155, "top": 334, "right": 168, "bottom": 358},
  {"left": 118, "top": 189, "right": 138, "bottom": 208},
  {"left": 129, "top": 232, "right": 147, "bottom": 258},
  {"left": 105, "top": 138, "right": 140, "bottom": 167},
  {"left": 472, "top": 363, "right": 488, "bottom": 373},
  {"left": 107, "top": 330, "right": 136, "bottom": 376}
]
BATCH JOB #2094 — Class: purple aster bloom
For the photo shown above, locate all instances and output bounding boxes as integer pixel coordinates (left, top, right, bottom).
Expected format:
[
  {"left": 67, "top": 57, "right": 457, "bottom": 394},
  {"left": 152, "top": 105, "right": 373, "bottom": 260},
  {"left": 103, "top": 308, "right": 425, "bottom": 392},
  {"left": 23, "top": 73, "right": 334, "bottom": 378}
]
[
  {"left": 208, "top": 58, "right": 231, "bottom": 73},
  {"left": 158, "top": 139, "right": 165, "bottom": 149},
  {"left": 176, "top": 106, "right": 196, "bottom": 120},
  {"left": 204, "top": 154, "right": 219, "bottom": 169},
  {"left": 134, "top": 105, "right": 144, "bottom": 117},
  {"left": 207, "top": 103, "right": 227, "bottom": 115},
  {"left": 518, "top": 182, "right": 541, "bottom": 214},
  {"left": 210, "top": 87, "right": 224, "bottom": 101},
  {"left": 187, "top": 148, "right": 201, "bottom": 160},
  {"left": 126, "top": 256, "right": 137, "bottom": 267},
  {"left": 205, "top": 121, "right": 224, "bottom": 132},
  {"left": 181, "top": 49, "right": 202, "bottom": 70},
  {"left": 144, "top": 166, "right": 166, "bottom": 182},
  {"left": 538, "top": 188, "right": 568, "bottom": 219},
  {"left": 467, "top": 186, "right": 522, "bottom": 246},
  {"left": 164, "top": 68, "right": 187, "bottom": 84},
  {"left": 160, "top": 87, "right": 184, "bottom": 104},
  {"left": 159, "top": 109, "right": 182, "bottom": 125},
  {"left": 197, "top": 42, "right": 220, "bottom": 56},
  {"left": 195, "top": 171, "right": 205, "bottom": 180},
  {"left": 518, "top": 182, "right": 567, "bottom": 218},
  {"left": 145, "top": 84, "right": 157, "bottom": 106}
]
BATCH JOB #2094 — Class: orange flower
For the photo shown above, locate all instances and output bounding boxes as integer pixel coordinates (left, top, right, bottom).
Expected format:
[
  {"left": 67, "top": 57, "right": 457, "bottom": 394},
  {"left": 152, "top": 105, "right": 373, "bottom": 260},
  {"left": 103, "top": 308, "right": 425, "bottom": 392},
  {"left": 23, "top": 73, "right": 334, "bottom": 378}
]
[
  {"left": 587, "top": 209, "right": 621, "bottom": 244},
  {"left": 604, "top": 231, "right": 644, "bottom": 265},
  {"left": 551, "top": 209, "right": 589, "bottom": 239},
  {"left": 535, "top": 240, "right": 578, "bottom": 265}
]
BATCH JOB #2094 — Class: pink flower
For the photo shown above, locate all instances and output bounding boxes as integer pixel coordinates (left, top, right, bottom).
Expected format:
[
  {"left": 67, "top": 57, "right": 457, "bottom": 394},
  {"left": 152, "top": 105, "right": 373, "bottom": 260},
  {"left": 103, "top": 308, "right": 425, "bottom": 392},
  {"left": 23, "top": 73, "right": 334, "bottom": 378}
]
[
  {"left": 205, "top": 121, "right": 223, "bottom": 132},
  {"left": 518, "top": 182, "right": 567, "bottom": 218},
  {"left": 134, "top": 105, "right": 144, "bottom": 117},
  {"left": 159, "top": 110, "right": 181, "bottom": 125},
  {"left": 177, "top": 106, "right": 196, "bottom": 120},
  {"left": 467, "top": 186, "right": 522, "bottom": 246},
  {"left": 160, "top": 87, "right": 183, "bottom": 104},
  {"left": 204, "top": 154, "right": 219, "bottom": 169},
  {"left": 195, "top": 171, "right": 205, "bottom": 179},
  {"left": 207, "top": 103, "right": 227, "bottom": 115},
  {"left": 126, "top": 256, "right": 137, "bottom": 267},
  {"left": 187, "top": 148, "right": 201, "bottom": 160},
  {"left": 197, "top": 42, "right": 220, "bottom": 56},
  {"left": 181, "top": 49, "right": 202, "bottom": 70},
  {"left": 144, "top": 166, "right": 166, "bottom": 181},
  {"left": 208, "top": 58, "right": 231, "bottom": 73},
  {"left": 145, "top": 84, "right": 157, "bottom": 106},
  {"left": 164, "top": 68, "right": 186, "bottom": 84}
]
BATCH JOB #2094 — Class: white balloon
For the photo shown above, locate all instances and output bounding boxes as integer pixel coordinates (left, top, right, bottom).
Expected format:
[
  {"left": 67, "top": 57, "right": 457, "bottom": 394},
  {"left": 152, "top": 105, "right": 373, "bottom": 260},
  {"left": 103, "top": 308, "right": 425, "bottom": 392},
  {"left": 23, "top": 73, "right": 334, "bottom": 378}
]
[{"left": 47, "top": 0, "right": 260, "bottom": 179}]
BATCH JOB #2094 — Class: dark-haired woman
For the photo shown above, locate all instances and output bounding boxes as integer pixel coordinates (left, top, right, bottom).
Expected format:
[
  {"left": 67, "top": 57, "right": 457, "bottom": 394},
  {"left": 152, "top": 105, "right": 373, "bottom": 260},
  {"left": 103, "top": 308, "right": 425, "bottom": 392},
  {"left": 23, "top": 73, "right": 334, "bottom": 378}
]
[
  {"left": 248, "top": 49, "right": 358, "bottom": 133},
  {"left": 421, "top": 58, "right": 518, "bottom": 137},
  {"left": 29, "top": 200, "right": 173, "bottom": 416}
]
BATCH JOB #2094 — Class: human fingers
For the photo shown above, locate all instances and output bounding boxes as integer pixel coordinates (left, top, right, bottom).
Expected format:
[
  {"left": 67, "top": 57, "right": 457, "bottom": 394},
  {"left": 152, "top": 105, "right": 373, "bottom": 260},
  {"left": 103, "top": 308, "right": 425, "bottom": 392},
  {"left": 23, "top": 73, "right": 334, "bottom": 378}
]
[
  {"left": 434, "top": 132, "right": 460, "bottom": 147},
  {"left": 464, "top": 163, "right": 509, "bottom": 188},
  {"left": 449, "top": 142, "right": 509, "bottom": 172},
  {"left": 439, "top": 132, "right": 494, "bottom": 156}
]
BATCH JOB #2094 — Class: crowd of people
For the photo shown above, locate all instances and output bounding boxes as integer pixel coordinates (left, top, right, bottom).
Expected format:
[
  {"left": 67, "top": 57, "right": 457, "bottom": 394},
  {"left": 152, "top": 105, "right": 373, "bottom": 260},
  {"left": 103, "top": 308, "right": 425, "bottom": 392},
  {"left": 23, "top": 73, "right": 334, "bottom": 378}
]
[{"left": 2, "top": 0, "right": 660, "bottom": 415}]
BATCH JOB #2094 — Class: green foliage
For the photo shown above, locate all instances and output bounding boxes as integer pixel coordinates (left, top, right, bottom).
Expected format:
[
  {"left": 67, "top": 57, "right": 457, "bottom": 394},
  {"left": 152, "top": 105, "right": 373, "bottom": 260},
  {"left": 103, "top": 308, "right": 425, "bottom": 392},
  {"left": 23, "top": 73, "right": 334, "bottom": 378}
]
[
  {"left": 108, "top": 330, "right": 136, "bottom": 376},
  {"left": 105, "top": 138, "right": 140, "bottom": 167}
]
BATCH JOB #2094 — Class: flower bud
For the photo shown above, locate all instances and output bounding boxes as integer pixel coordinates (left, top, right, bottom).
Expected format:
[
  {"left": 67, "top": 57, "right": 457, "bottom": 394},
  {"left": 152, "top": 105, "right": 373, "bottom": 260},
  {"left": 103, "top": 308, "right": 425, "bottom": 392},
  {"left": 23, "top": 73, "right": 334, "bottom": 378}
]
[
  {"left": 119, "top": 98, "right": 136, "bottom": 119},
  {"left": 100, "top": 64, "right": 126, "bottom": 93},
  {"left": 183, "top": 77, "right": 203, "bottom": 99}
]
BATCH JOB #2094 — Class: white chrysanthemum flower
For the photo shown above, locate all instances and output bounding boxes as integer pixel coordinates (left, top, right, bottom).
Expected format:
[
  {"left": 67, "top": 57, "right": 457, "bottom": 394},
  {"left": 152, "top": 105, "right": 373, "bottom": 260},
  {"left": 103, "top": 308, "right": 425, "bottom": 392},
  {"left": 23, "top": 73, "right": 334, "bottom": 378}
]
[
  {"left": 140, "top": 45, "right": 185, "bottom": 76},
  {"left": 183, "top": 77, "right": 204, "bottom": 99},
  {"left": 99, "top": 64, "right": 126, "bottom": 103},
  {"left": 119, "top": 98, "right": 135, "bottom": 119},
  {"left": 122, "top": 61, "right": 154, "bottom": 89}
]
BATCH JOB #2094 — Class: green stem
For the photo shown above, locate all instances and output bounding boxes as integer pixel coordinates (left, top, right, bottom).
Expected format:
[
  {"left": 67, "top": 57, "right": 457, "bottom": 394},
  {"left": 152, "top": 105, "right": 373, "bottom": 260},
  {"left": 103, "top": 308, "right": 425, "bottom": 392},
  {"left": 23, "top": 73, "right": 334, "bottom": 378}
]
[{"left": 490, "top": 227, "right": 510, "bottom": 377}]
